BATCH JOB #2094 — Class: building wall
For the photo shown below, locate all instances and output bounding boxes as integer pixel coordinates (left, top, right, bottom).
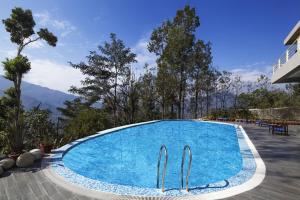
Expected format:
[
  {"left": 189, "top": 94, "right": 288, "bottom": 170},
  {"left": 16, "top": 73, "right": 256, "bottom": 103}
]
[{"left": 249, "top": 107, "right": 300, "bottom": 120}]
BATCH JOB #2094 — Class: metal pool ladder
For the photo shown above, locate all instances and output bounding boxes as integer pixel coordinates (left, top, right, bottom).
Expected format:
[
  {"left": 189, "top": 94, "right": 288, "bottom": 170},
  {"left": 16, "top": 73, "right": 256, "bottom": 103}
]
[
  {"left": 180, "top": 145, "right": 192, "bottom": 192},
  {"left": 157, "top": 144, "right": 168, "bottom": 192}
]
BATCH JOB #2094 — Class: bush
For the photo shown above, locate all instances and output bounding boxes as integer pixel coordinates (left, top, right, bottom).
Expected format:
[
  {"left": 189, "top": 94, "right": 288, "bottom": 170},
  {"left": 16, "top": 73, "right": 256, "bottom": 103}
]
[
  {"left": 209, "top": 108, "right": 256, "bottom": 120},
  {"left": 62, "top": 108, "right": 110, "bottom": 144},
  {"left": 24, "top": 107, "right": 56, "bottom": 150},
  {"left": 0, "top": 131, "right": 10, "bottom": 154}
]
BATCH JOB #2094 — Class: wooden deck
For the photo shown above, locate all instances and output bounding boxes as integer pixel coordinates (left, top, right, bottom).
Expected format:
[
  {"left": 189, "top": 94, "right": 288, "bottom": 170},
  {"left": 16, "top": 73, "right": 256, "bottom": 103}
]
[
  {"left": 225, "top": 124, "right": 300, "bottom": 200},
  {"left": 0, "top": 124, "right": 299, "bottom": 200}
]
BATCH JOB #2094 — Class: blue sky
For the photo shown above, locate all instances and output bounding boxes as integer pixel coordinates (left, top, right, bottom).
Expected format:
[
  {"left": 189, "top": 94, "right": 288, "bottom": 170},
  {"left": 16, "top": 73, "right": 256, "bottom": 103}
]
[{"left": 0, "top": 0, "right": 299, "bottom": 92}]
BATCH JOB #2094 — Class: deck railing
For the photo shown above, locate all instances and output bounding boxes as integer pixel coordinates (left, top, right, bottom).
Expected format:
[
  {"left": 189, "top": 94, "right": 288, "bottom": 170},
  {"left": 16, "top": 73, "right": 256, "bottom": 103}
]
[{"left": 273, "top": 39, "right": 299, "bottom": 74}]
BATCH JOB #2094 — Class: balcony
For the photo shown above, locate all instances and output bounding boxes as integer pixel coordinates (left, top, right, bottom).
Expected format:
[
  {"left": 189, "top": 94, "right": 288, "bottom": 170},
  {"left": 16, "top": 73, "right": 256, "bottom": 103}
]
[{"left": 272, "top": 39, "right": 300, "bottom": 83}]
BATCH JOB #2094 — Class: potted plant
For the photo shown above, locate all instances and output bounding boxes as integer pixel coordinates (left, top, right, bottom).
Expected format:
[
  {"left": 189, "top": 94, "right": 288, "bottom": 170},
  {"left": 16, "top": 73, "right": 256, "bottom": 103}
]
[
  {"left": 8, "top": 152, "right": 20, "bottom": 160},
  {"left": 39, "top": 134, "right": 54, "bottom": 154}
]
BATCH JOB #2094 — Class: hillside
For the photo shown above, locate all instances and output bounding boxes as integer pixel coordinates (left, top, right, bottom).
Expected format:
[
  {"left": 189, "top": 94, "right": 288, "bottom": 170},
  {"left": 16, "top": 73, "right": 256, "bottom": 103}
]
[{"left": 0, "top": 76, "right": 76, "bottom": 119}]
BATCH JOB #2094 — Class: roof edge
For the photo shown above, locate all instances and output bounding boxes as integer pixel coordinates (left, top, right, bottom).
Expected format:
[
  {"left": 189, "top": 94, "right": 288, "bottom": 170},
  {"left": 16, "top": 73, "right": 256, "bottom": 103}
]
[{"left": 284, "top": 20, "right": 300, "bottom": 45}]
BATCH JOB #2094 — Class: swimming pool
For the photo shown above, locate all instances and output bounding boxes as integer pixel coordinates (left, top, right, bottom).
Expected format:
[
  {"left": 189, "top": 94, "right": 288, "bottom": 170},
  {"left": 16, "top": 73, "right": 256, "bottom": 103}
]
[
  {"left": 46, "top": 120, "right": 265, "bottom": 198},
  {"left": 63, "top": 120, "right": 242, "bottom": 189}
]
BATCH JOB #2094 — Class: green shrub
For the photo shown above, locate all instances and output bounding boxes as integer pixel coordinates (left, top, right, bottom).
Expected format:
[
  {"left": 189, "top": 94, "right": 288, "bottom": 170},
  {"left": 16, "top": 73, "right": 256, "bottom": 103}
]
[
  {"left": 62, "top": 108, "right": 110, "bottom": 144},
  {"left": 24, "top": 107, "right": 56, "bottom": 150}
]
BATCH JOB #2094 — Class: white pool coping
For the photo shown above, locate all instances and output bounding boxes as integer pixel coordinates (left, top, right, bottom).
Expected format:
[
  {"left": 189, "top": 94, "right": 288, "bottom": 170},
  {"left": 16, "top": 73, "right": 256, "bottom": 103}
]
[{"left": 42, "top": 120, "right": 266, "bottom": 200}]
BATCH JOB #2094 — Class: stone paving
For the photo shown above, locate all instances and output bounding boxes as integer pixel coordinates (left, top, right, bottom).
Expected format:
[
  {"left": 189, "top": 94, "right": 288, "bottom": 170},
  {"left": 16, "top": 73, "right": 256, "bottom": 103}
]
[{"left": 0, "top": 124, "right": 299, "bottom": 200}]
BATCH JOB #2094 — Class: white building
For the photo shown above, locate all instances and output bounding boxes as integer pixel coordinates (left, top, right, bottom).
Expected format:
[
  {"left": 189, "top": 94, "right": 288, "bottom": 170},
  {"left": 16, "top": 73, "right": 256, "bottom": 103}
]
[{"left": 272, "top": 21, "right": 300, "bottom": 83}]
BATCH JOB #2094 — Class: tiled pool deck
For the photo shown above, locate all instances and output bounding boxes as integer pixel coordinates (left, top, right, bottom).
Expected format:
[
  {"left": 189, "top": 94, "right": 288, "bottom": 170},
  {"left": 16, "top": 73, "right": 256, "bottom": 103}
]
[{"left": 0, "top": 124, "right": 299, "bottom": 200}]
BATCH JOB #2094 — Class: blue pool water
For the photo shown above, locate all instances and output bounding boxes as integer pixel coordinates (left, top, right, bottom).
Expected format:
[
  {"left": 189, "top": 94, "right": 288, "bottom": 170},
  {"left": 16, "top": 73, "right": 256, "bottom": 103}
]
[{"left": 63, "top": 121, "right": 243, "bottom": 189}]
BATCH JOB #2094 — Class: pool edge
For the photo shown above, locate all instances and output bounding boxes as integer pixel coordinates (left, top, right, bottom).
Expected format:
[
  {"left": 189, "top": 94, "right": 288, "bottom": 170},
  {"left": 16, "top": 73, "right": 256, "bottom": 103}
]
[
  {"left": 42, "top": 121, "right": 266, "bottom": 200},
  {"left": 189, "top": 122, "right": 266, "bottom": 200}
]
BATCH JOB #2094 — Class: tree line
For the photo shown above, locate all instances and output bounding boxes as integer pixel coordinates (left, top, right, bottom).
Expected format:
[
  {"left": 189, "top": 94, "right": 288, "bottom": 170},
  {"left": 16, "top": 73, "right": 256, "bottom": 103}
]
[{"left": 63, "top": 6, "right": 215, "bottom": 122}]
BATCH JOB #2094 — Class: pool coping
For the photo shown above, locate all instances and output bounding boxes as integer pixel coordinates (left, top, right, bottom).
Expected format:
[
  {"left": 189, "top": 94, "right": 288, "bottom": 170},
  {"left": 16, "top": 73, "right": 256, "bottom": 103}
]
[{"left": 42, "top": 120, "right": 266, "bottom": 200}]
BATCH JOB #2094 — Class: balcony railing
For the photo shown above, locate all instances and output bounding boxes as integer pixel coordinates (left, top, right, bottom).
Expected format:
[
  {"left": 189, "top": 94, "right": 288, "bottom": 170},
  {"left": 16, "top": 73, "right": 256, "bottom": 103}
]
[{"left": 273, "top": 39, "right": 299, "bottom": 74}]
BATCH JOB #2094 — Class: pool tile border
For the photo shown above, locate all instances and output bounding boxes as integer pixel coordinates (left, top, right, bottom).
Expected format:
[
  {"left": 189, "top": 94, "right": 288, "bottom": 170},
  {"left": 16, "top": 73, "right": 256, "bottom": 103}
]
[{"left": 42, "top": 120, "right": 266, "bottom": 199}]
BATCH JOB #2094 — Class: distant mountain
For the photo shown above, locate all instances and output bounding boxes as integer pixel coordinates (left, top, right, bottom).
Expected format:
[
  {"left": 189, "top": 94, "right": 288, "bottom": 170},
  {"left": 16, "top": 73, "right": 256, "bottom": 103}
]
[{"left": 0, "top": 76, "right": 76, "bottom": 119}]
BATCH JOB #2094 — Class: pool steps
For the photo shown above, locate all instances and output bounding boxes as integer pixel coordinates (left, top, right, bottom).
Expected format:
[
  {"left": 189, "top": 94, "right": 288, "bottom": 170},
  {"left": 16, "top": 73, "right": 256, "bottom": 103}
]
[
  {"left": 156, "top": 144, "right": 168, "bottom": 192},
  {"left": 180, "top": 145, "right": 192, "bottom": 192},
  {"left": 157, "top": 145, "right": 193, "bottom": 193}
]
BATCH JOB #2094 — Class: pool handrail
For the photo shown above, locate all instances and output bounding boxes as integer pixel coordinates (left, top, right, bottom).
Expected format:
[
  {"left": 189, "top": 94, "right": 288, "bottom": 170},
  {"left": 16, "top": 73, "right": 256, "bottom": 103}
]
[
  {"left": 156, "top": 144, "right": 168, "bottom": 192},
  {"left": 180, "top": 145, "right": 192, "bottom": 192}
]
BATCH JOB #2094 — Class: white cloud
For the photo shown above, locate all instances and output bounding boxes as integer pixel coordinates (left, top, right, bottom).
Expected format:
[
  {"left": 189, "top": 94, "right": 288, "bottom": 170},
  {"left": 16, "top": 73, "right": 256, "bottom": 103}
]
[
  {"left": 132, "top": 34, "right": 157, "bottom": 76},
  {"left": 57, "top": 42, "right": 66, "bottom": 47},
  {"left": 53, "top": 20, "right": 76, "bottom": 37},
  {"left": 27, "top": 40, "right": 45, "bottom": 49},
  {"left": 23, "top": 59, "right": 84, "bottom": 93},
  {"left": 34, "top": 11, "right": 77, "bottom": 37},
  {"left": 0, "top": 49, "right": 17, "bottom": 58},
  {"left": 229, "top": 62, "right": 273, "bottom": 82},
  {"left": 21, "top": 34, "right": 156, "bottom": 93},
  {"left": 34, "top": 12, "right": 50, "bottom": 26}
]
